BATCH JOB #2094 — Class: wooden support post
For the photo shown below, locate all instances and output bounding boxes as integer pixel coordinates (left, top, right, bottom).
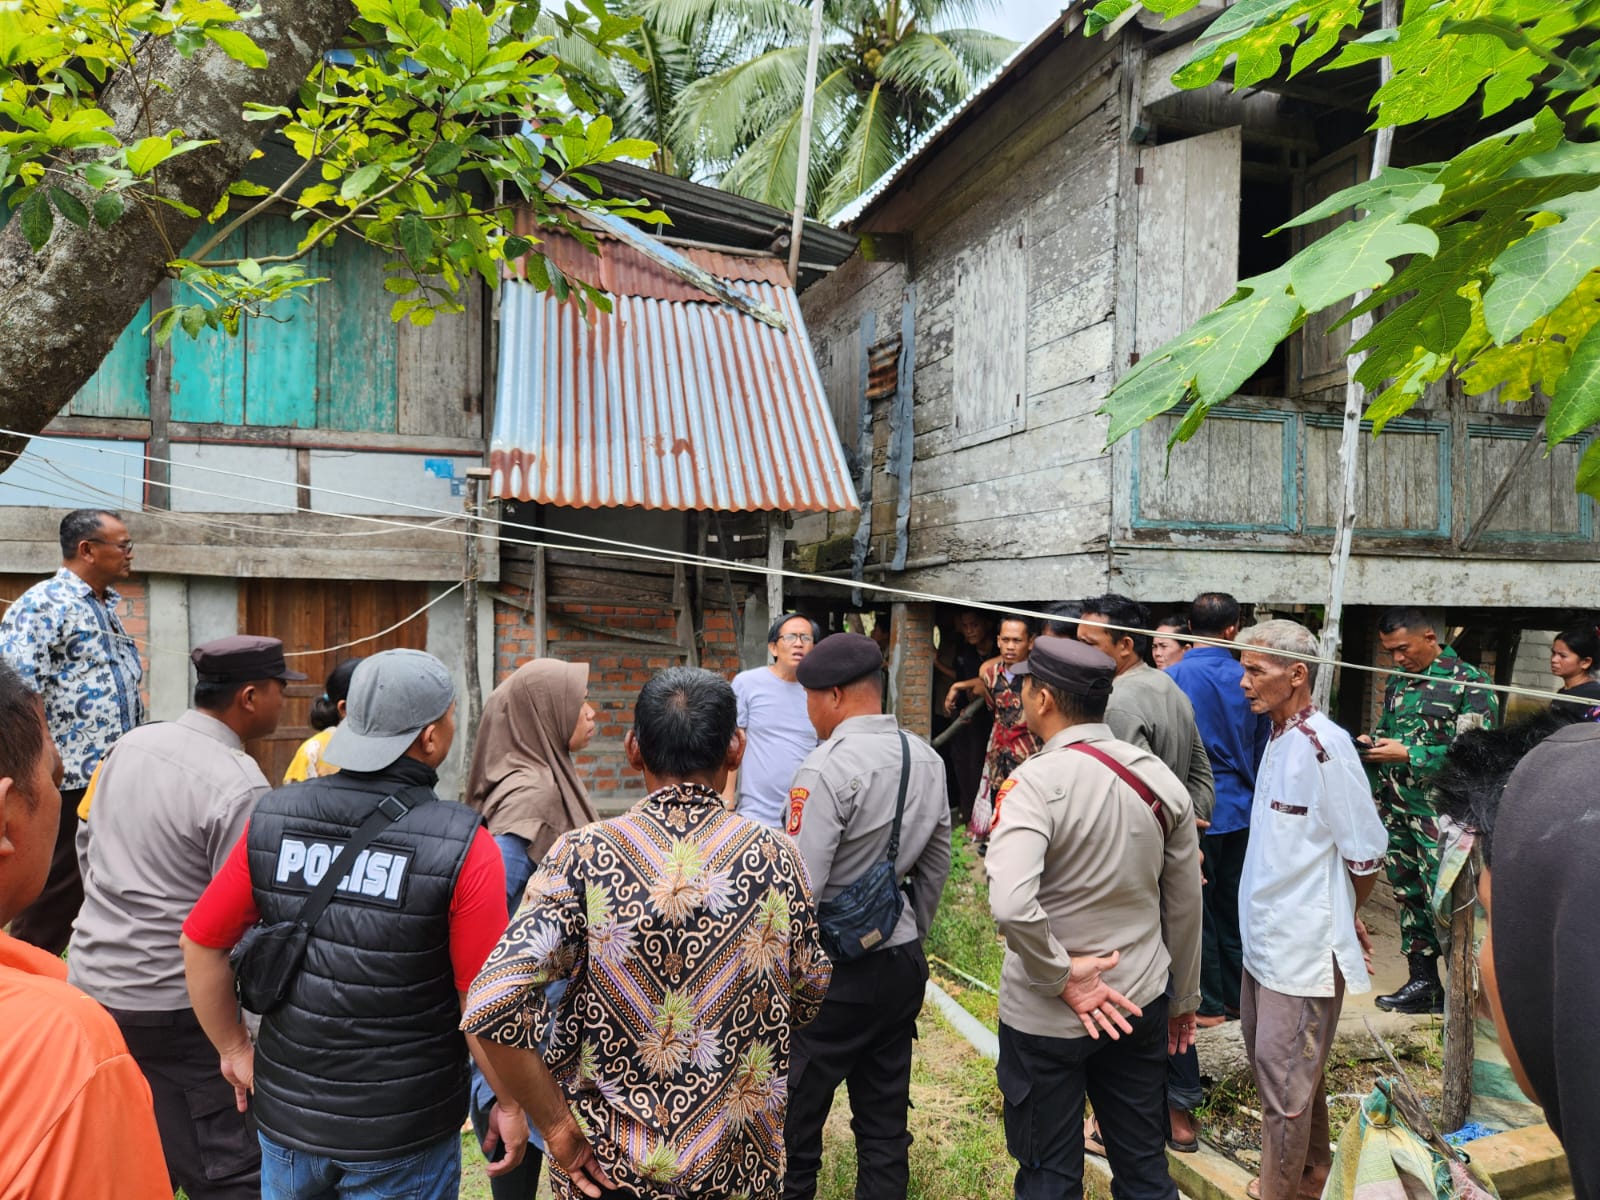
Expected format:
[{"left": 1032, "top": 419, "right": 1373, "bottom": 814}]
[
  {"left": 462, "top": 467, "right": 490, "bottom": 749},
  {"left": 146, "top": 280, "right": 173, "bottom": 510},
  {"left": 767, "top": 511, "right": 785, "bottom": 623},
  {"left": 1440, "top": 865, "right": 1477, "bottom": 1132},
  {"left": 532, "top": 542, "right": 548, "bottom": 659}
]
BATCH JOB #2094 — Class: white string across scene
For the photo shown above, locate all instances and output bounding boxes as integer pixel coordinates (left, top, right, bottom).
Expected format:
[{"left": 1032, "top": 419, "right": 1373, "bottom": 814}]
[{"left": 1, "top": 429, "right": 1590, "bottom": 710}]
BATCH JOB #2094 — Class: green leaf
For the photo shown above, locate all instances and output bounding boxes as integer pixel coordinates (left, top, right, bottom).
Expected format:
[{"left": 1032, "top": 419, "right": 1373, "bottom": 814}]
[
  {"left": 237, "top": 258, "right": 263, "bottom": 284},
  {"left": 398, "top": 213, "right": 431, "bottom": 264},
  {"left": 502, "top": 235, "right": 532, "bottom": 260},
  {"left": 48, "top": 186, "right": 88, "bottom": 227},
  {"left": 1549, "top": 320, "right": 1600, "bottom": 444},
  {"left": 18, "top": 191, "right": 51, "bottom": 250},
  {"left": 126, "top": 135, "right": 173, "bottom": 176},
  {"left": 1277, "top": 167, "right": 1442, "bottom": 232},
  {"left": 340, "top": 162, "right": 384, "bottom": 200},
  {"left": 1287, "top": 209, "right": 1439, "bottom": 313},
  {"left": 1483, "top": 185, "right": 1600, "bottom": 342},
  {"left": 204, "top": 28, "right": 267, "bottom": 69},
  {"left": 1576, "top": 440, "right": 1600, "bottom": 502},
  {"left": 424, "top": 140, "right": 463, "bottom": 175},
  {"left": 1085, "top": 0, "right": 1135, "bottom": 36},
  {"left": 91, "top": 192, "right": 124, "bottom": 228}
]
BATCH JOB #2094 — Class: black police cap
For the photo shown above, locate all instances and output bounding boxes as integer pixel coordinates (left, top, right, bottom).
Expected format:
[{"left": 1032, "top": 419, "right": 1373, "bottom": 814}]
[
  {"left": 1011, "top": 635, "right": 1115, "bottom": 696},
  {"left": 795, "top": 632, "right": 883, "bottom": 690},
  {"left": 191, "top": 635, "right": 307, "bottom": 684}
]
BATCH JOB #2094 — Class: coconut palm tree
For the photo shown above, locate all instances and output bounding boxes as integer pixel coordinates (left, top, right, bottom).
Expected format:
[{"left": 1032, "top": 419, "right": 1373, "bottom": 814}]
[{"left": 639, "top": 0, "right": 1015, "bottom": 217}]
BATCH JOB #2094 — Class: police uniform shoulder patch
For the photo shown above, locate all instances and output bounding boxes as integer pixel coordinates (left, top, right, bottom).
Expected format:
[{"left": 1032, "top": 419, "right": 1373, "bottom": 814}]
[
  {"left": 786, "top": 786, "right": 809, "bottom": 836},
  {"left": 992, "top": 777, "right": 1017, "bottom": 827}
]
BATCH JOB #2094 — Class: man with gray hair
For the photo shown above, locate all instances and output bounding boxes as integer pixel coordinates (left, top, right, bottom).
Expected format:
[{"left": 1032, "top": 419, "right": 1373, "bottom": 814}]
[
  {"left": 0, "top": 508, "right": 143, "bottom": 952},
  {"left": 1235, "top": 621, "right": 1387, "bottom": 1200}
]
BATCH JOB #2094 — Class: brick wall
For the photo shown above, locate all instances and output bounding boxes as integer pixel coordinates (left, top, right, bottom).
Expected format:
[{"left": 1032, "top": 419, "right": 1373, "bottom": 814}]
[{"left": 493, "top": 579, "right": 745, "bottom": 812}]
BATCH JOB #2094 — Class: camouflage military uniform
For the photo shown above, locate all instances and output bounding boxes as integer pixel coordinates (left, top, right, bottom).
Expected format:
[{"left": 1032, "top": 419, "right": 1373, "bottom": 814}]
[{"left": 1373, "top": 645, "right": 1496, "bottom": 956}]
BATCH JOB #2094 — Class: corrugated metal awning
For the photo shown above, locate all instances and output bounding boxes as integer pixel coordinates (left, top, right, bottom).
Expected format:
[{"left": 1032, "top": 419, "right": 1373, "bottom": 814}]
[{"left": 490, "top": 239, "right": 859, "bottom": 513}]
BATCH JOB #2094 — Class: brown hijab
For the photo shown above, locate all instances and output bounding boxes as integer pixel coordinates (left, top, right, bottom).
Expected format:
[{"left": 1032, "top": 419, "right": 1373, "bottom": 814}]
[{"left": 465, "top": 658, "right": 597, "bottom": 861}]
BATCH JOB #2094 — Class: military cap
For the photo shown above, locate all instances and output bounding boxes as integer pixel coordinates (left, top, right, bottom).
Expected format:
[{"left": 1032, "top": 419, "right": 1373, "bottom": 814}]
[
  {"left": 795, "top": 632, "right": 883, "bottom": 690},
  {"left": 1011, "top": 635, "right": 1114, "bottom": 696},
  {"left": 190, "top": 635, "right": 307, "bottom": 684}
]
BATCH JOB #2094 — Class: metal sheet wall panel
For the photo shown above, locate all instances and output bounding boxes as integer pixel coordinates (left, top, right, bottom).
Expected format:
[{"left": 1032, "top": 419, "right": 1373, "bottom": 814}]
[{"left": 490, "top": 279, "right": 858, "bottom": 513}]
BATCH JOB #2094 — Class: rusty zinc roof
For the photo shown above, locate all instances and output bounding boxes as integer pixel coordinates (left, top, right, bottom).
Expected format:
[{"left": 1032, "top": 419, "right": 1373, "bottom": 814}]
[{"left": 490, "top": 237, "right": 859, "bottom": 513}]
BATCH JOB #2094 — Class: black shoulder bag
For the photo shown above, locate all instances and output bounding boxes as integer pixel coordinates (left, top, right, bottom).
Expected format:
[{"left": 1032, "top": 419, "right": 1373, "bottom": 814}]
[
  {"left": 230, "top": 790, "right": 416, "bottom": 1014},
  {"left": 816, "top": 731, "right": 911, "bottom": 963}
]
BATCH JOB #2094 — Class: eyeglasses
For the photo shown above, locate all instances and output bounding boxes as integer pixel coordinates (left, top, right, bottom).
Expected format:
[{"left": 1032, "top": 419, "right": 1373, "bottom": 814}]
[
  {"left": 88, "top": 539, "right": 134, "bottom": 553},
  {"left": 776, "top": 633, "right": 815, "bottom": 646}
]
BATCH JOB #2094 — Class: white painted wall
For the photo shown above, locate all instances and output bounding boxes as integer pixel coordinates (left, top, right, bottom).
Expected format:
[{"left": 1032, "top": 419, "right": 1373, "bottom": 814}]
[
  {"left": 0, "top": 438, "right": 145, "bottom": 510},
  {"left": 307, "top": 451, "right": 482, "bottom": 516},
  {"left": 170, "top": 444, "right": 298, "bottom": 514}
]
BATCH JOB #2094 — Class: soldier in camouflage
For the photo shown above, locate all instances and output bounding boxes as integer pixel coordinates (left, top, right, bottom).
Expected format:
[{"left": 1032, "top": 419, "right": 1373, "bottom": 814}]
[{"left": 1357, "top": 607, "right": 1497, "bottom": 1014}]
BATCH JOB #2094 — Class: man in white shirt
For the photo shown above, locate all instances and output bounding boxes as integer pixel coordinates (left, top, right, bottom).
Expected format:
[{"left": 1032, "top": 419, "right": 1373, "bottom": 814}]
[
  {"left": 727, "top": 613, "right": 820, "bottom": 828},
  {"left": 1235, "top": 621, "right": 1387, "bottom": 1200}
]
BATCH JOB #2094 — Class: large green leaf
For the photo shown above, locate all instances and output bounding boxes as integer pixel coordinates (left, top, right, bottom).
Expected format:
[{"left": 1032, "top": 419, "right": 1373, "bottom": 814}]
[
  {"left": 1548, "top": 306, "right": 1600, "bottom": 442},
  {"left": 1483, "top": 184, "right": 1600, "bottom": 341},
  {"left": 1286, "top": 206, "right": 1439, "bottom": 312}
]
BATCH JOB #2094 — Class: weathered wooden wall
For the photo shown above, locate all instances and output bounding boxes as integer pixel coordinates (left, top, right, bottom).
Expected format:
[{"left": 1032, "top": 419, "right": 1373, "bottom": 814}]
[{"left": 797, "top": 37, "right": 1122, "bottom": 601}]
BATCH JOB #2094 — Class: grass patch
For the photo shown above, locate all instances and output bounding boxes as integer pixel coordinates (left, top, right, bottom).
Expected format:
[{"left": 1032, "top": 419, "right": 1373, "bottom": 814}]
[{"left": 924, "top": 831, "right": 1004, "bottom": 1030}]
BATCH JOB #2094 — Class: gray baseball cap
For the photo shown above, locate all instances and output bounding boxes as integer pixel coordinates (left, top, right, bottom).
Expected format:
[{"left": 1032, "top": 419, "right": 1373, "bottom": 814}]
[{"left": 325, "top": 649, "right": 455, "bottom": 772}]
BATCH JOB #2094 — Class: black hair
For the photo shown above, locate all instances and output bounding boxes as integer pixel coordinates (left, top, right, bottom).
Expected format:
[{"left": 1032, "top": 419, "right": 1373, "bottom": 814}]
[
  {"left": 194, "top": 678, "right": 252, "bottom": 711},
  {"left": 1377, "top": 607, "right": 1433, "bottom": 637},
  {"left": 1188, "top": 592, "right": 1240, "bottom": 637},
  {"left": 1040, "top": 600, "right": 1082, "bottom": 639},
  {"left": 997, "top": 614, "right": 1035, "bottom": 638},
  {"left": 1553, "top": 623, "right": 1600, "bottom": 672},
  {"left": 633, "top": 666, "right": 739, "bottom": 778},
  {"left": 0, "top": 660, "right": 45, "bottom": 807},
  {"left": 767, "top": 611, "right": 820, "bottom": 644},
  {"left": 1433, "top": 714, "right": 1565, "bottom": 868},
  {"left": 1081, "top": 593, "right": 1151, "bottom": 660},
  {"left": 310, "top": 657, "right": 363, "bottom": 731},
  {"left": 1155, "top": 614, "right": 1193, "bottom": 646},
  {"left": 59, "top": 509, "right": 119, "bottom": 558},
  {"left": 1024, "top": 673, "right": 1109, "bottom": 723}
]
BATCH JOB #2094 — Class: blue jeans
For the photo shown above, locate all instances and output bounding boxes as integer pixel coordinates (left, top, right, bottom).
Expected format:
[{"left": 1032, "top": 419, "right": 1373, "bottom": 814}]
[
  {"left": 495, "top": 834, "right": 534, "bottom": 914},
  {"left": 258, "top": 1130, "right": 460, "bottom": 1200}
]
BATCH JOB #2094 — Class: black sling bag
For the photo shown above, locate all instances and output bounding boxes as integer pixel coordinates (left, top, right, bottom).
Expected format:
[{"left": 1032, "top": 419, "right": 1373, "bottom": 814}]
[
  {"left": 816, "top": 731, "right": 911, "bottom": 963},
  {"left": 229, "top": 789, "right": 418, "bottom": 1014}
]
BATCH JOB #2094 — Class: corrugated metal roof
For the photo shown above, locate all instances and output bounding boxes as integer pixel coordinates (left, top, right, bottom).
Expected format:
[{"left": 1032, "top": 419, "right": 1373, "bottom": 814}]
[
  {"left": 828, "top": 9, "right": 1075, "bottom": 229},
  {"left": 490, "top": 264, "right": 859, "bottom": 513},
  {"left": 533, "top": 231, "right": 791, "bottom": 301}
]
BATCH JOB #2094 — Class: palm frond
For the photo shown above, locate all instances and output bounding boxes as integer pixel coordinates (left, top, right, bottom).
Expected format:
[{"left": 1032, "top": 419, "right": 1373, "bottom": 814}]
[
  {"left": 718, "top": 63, "right": 852, "bottom": 212},
  {"left": 670, "top": 43, "right": 819, "bottom": 161},
  {"left": 818, "top": 80, "right": 900, "bottom": 218}
]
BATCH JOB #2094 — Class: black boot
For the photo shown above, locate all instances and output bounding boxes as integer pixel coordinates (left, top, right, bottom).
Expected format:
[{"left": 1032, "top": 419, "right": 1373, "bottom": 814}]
[{"left": 1375, "top": 952, "right": 1444, "bottom": 1014}]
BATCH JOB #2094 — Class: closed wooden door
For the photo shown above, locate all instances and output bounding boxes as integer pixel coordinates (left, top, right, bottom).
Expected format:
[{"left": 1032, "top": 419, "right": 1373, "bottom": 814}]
[{"left": 238, "top": 580, "right": 430, "bottom": 783}]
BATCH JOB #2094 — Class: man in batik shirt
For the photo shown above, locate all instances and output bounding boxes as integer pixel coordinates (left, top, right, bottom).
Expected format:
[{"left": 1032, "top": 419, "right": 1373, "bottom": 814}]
[
  {"left": 463, "top": 666, "right": 831, "bottom": 1200},
  {"left": 0, "top": 508, "right": 143, "bottom": 953}
]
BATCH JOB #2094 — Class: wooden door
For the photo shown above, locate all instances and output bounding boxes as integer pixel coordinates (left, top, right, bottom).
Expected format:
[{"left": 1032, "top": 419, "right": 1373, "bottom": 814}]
[{"left": 238, "top": 579, "right": 430, "bottom": 784}]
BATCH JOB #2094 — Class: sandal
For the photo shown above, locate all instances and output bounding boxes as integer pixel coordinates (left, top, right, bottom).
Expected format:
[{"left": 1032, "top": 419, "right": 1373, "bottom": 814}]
[
  {"left": 1247, "top": 1181, "right": 1262, "bottom": 1200},
  {"left": 1083, "top": 1117, "right": 1107, "bottom": 1157}
]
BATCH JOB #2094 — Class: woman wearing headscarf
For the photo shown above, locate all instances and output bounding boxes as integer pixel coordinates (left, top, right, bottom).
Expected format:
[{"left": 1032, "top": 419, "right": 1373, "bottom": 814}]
[
  {"left": 282, "top": 657, "right": 362, "bottom": 783},
  {"left": 462, "top": 657, "right": 598, "bottom": 1200},
  {"left": 466, "top": 657, "right": 599, "bottom": 910}
]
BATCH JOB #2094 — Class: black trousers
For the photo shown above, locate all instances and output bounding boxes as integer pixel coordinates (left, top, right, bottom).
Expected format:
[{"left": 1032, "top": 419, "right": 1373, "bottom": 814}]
[
  {"left": 8, "top": 789, "right": 85, "bottom": 955},
  {"left": 998, "top": 1000, "right": 1176, "bottom": 1200},
  {"left": 784, "top": 942, "right": 929, "bottom": 1200},
  {"left": 1199, "top": 829, "right": 1250, "bottom": 1017},
  {"left": 109, "top": 1007, "right": 261, "bottom": 1200}
]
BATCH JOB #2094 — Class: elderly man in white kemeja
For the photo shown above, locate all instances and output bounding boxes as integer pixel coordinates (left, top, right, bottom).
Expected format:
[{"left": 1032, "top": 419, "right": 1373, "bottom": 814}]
[{"left": 1235, "top": 620, "right": 1388, "bottom": 1200}]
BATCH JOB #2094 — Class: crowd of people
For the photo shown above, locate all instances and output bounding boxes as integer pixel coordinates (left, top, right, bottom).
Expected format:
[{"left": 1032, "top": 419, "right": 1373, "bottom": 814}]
[{"left": 0, "top": 507, "right": 1596, "bottom": 1200}]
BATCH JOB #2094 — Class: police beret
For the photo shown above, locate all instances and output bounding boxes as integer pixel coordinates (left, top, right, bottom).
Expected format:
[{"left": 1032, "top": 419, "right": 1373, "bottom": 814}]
[
  {"left": 1012, "top": 635, "right": 1114, "bottom": 696},
  {"left": 795, "top": 632, "right": 883, "bottom": 690},
  {"left": 191, "top": 635, "right": 307, "bottom": 684}
]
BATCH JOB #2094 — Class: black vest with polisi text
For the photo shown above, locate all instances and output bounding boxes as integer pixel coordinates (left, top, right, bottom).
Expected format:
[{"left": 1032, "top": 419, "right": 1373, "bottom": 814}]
[{"left": 245, "top": 755, "right": 483, "bottom": 1159}]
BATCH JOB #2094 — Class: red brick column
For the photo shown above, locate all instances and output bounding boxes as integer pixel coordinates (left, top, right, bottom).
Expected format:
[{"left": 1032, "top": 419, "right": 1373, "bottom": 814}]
[
  {"left": 887, "top": 601, "right": 934, "bottom": 739},
  {"left": 117, "top": 575, "right": 152, "bottom": 712}
]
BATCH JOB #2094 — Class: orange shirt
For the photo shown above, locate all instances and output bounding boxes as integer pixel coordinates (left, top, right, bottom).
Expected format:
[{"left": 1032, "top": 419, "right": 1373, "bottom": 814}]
[{"left": 0, "top": 933, "right": 172, "bottom": 1200}]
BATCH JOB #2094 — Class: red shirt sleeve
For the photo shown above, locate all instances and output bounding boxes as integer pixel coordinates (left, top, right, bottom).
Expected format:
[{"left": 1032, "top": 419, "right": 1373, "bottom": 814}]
[
  {"left": 450, "top": 827, "right": 509, "bottom": 991},
  {"left": 182, "top": 822, "right": 259, "bottom": 949}
]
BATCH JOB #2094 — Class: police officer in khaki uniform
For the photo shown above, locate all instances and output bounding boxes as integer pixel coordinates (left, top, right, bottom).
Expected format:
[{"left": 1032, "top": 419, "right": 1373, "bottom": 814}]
[
  {"left": 67, "top": 635, "right": 303, "bottom": 1199},
  {"left": 987, "top": 637, "right": 1202, "bottom": 1200},
  {"left": 784, "top": 633, "right": 952, "bottom": 1200}
]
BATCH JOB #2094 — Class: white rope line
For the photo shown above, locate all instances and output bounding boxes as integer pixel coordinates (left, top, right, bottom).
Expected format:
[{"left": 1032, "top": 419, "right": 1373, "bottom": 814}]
[{"left": 4, "top": 430, "right": 1593, "bottom": 708}]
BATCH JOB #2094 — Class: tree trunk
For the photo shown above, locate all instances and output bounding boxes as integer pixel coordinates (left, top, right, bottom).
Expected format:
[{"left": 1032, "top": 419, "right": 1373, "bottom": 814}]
[{"left": 0, "top": 1, "right": 355, "bottom": 459}]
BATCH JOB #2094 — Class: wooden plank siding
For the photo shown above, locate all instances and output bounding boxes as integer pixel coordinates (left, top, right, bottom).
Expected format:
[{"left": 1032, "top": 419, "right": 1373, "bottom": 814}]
[{"left": 66, "top": 213, "right": 485, "bottom": 443}]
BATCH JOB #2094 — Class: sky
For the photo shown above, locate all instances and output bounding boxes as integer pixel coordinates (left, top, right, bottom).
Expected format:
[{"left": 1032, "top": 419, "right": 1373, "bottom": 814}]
[{"left": 982, "top": 0, "right": 1071, "bottom": 43}]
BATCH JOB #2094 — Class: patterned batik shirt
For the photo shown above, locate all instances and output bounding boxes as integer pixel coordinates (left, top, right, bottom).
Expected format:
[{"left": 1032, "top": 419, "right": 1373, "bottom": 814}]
[
  {"left": 462, "top": 782, "right": 832, "bottom": 1200},
  {"left": 0, "top": 569, "right": 143, "bottom": 789}
]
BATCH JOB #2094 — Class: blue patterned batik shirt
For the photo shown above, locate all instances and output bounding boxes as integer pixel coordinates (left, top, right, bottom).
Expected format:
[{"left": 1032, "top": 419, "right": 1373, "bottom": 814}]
[
  {"left": 462, "top": 781, "right": 832, "bottom": 1200},
  {"left": 0, "top": 568, "right": 144, "bottom": 789}
]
